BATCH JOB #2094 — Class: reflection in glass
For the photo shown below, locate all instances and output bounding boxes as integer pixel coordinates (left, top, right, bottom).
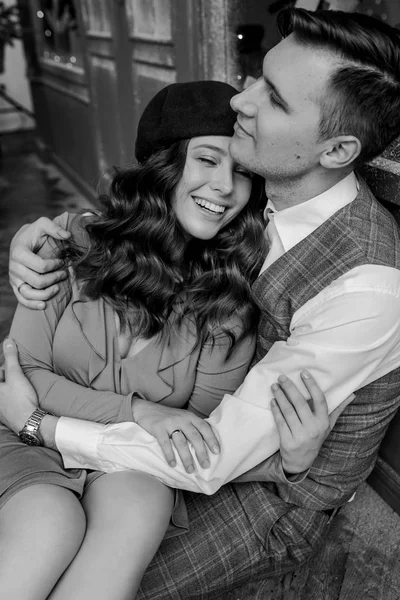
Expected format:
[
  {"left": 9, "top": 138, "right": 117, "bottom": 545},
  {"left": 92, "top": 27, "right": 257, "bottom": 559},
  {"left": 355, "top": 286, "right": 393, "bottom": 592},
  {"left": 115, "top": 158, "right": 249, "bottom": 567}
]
[{"left": 37, "top": 0, "right": 84, "bottom": 69}]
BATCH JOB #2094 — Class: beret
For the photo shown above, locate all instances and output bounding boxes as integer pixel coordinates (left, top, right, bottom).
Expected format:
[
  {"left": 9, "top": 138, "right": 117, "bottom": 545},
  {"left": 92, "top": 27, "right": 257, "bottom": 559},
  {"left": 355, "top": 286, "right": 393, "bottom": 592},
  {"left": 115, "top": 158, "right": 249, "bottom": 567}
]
[{"left": 135, "top": 81, "right": 238, "bottom": 163}]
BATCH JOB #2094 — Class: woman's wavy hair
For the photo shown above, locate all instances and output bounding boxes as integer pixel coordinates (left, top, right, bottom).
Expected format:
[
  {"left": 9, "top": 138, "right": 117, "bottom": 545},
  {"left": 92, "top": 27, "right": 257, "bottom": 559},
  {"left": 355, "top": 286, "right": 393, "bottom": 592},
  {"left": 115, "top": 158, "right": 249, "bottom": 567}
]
[
  {"left": 61, "top": 140, "right": 267, "bottom": 353},
  {"left": 278, "top": 8, "right": 400, "bottom": 165}
]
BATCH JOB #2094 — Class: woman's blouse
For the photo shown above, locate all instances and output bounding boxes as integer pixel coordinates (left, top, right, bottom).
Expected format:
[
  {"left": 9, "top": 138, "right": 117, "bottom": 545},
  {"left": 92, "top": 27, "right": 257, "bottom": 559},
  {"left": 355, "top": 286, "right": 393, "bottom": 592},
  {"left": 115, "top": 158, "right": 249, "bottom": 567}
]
[{"left": 9, "top": 213, "right": 256, "bottom": 426}]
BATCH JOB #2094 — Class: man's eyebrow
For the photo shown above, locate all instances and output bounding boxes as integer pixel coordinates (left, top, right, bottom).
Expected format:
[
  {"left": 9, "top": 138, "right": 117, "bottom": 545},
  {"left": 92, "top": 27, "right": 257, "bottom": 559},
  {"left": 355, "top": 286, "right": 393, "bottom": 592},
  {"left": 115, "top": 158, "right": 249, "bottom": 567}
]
[
  {"left": 264, "top": 76, "right": 291, "bottom": 112},
  {"left": 191, "top": 144, "right": 228, "bottom": 156}
]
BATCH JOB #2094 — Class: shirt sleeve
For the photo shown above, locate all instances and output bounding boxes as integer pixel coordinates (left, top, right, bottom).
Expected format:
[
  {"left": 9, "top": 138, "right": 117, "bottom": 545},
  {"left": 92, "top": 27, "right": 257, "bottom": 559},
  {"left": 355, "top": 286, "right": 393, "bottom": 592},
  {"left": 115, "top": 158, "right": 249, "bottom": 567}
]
[
  {"left": 9, "top": 212, "right": 134, "bottom": 424},
  {"left": 56, "top": 265, "right": 400, "bottom": 493}
]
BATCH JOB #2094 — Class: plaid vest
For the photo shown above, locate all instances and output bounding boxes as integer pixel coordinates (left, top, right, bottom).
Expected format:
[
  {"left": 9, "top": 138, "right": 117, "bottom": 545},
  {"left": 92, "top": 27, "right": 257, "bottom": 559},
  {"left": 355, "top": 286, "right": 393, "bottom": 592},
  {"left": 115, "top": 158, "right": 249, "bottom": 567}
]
[{"left": 252, "top": 177, "right": 400, "bottom": 510}]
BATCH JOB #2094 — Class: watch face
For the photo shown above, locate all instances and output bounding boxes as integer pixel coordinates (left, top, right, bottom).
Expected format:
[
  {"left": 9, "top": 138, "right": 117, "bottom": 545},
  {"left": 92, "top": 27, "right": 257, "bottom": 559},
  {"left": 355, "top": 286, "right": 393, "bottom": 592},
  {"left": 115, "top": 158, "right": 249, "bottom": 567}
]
[{"left": 19, "top": 431, "right": 42, "bottom": 446}]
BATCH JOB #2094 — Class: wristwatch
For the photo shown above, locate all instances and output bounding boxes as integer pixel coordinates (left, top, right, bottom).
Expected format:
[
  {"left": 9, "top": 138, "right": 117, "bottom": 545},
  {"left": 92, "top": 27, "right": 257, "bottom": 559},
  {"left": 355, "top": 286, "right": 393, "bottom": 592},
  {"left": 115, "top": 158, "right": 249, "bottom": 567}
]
[{"left": 18, "top": 408, "right": 52, "bottom": 446}]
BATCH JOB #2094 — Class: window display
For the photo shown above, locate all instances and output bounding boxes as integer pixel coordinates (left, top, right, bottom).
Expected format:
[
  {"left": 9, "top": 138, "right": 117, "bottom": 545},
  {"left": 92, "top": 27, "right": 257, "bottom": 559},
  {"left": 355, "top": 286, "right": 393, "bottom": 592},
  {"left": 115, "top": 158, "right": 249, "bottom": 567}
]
[{"left": 35, "top": 0, "right": 84, "bottom": 69}]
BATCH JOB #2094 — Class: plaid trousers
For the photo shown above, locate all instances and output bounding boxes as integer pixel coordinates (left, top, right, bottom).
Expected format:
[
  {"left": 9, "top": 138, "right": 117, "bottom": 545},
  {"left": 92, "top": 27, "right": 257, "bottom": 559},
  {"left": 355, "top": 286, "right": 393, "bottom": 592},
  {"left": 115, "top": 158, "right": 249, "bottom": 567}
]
[{"left": 138, "top": 481, "right": 329, "bottom": 599}]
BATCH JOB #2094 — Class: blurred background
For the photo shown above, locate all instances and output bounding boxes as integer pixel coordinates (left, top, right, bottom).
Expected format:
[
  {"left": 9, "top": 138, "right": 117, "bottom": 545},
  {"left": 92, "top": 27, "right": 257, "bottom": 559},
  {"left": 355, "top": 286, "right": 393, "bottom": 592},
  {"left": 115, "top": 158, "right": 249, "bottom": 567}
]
[{"left": 0, "top": 0, "right": 399, "bottom": 199}]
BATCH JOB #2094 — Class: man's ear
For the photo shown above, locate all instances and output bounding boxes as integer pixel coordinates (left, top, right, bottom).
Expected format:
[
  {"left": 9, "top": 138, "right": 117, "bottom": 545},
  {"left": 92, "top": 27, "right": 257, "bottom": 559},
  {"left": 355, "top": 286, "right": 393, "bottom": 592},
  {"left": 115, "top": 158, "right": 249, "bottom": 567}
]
[{"left": 319, "top": 136, "right": 361, "bottom": 169}]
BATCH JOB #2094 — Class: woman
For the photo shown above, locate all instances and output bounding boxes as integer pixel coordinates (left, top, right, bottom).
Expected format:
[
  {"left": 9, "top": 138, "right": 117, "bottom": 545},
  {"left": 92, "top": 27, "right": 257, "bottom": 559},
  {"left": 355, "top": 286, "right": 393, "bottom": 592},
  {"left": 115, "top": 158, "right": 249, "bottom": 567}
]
[{"left": 0, "top": 81, "right": 268, "bottom": 600}]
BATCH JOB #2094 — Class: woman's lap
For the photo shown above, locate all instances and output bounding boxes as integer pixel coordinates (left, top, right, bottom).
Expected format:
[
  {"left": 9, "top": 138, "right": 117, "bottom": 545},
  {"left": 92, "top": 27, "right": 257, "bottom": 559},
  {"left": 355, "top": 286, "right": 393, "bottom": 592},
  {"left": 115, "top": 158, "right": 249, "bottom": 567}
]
[{"left": 0, "top": 423, "right": 86, "bottom": 510}]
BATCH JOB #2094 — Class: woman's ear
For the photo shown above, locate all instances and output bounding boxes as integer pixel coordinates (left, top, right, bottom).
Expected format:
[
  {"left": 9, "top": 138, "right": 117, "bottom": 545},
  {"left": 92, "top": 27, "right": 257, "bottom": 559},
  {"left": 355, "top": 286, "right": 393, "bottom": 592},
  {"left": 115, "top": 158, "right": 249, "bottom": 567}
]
[{"left": 320, "top": 135, "right": 362, "bottom": 169}]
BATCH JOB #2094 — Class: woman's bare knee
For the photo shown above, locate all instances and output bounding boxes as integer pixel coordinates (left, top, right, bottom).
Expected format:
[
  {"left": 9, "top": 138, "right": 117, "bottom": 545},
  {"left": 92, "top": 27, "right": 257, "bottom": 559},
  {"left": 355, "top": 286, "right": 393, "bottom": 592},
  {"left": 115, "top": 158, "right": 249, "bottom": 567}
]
[
  {"left": 48, "top": 472, "right": 173, "bottom": 600},
  {"left": 83, "top": 471, "right": 174, "bottom": 530}
]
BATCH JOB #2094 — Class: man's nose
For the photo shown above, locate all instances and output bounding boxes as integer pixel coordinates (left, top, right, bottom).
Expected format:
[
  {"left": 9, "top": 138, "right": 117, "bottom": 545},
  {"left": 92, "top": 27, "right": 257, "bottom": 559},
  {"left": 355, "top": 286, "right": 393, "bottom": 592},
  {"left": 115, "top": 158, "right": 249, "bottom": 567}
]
[
  {"left": 230, "top": 86, "right": 258, "bottom": 117},
  {"left": 210, "top": 166, "right": 233, "bottom": 195}
]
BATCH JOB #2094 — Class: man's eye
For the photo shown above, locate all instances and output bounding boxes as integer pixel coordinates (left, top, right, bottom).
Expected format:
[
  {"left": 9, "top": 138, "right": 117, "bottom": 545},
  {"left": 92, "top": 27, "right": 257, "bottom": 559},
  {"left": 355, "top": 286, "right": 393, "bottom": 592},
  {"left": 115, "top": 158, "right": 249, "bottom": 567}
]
[{"left": 269, "top": 91, "right": 281, "bottom": 108}]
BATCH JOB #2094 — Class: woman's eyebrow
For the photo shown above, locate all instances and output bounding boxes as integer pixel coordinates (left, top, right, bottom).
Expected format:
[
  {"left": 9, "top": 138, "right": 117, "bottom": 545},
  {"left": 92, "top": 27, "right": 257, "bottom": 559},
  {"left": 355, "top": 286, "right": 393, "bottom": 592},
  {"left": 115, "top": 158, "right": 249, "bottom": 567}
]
[{"left": 191, "top": 144, "right": 228, "bottom": 156}]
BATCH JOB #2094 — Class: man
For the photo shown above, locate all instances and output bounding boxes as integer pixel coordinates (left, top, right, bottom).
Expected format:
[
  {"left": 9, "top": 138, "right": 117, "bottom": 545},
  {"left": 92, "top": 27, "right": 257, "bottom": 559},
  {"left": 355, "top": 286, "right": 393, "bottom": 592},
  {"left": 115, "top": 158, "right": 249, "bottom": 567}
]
[{"left": 5, "top": 7, "right": 400, "bottom": 598}]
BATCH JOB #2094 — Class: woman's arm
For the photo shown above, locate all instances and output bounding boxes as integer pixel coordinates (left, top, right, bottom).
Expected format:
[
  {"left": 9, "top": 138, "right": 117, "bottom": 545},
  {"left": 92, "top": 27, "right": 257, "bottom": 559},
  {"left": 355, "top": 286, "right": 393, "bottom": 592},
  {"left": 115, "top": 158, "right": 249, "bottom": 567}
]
[
  {"left": 0, "top": 339, "right": 350, "bottom": 493},
  {"left": 9, "top": 213, "right": 134, "bottom": 425},
  {"left": 130, "top": 321, "right": 255, "bottom": 471},
  {"left": 187, "top": 325, "right": 256, "bottom": 419}
]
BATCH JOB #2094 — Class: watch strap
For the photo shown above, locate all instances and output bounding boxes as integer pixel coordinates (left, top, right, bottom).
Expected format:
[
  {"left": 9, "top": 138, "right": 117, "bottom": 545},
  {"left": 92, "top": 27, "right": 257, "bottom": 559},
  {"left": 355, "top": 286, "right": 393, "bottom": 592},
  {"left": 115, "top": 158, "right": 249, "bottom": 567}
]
[{"left": 19, "top": 408, "right": 53, "bottom": 445}]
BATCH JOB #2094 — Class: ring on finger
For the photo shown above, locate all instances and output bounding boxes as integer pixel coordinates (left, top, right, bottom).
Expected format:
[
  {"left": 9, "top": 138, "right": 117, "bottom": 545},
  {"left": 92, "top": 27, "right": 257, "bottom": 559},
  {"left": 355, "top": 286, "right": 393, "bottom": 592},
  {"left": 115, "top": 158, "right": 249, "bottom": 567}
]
[{"left": 169, "top": 429, "right": 183, "bottom": 439}]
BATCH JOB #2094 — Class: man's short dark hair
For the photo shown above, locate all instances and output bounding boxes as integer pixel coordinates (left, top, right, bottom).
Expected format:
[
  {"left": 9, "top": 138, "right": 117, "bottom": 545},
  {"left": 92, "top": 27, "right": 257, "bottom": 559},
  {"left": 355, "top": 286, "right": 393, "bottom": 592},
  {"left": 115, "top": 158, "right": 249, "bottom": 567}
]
[{"left": 277, "top": 8, "right": 400, "bottom": 164}]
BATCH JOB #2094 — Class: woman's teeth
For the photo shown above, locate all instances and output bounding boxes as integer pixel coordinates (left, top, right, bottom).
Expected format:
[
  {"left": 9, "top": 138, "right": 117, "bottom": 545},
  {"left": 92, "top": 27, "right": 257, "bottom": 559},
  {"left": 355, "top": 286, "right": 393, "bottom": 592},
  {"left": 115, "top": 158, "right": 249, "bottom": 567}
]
[{"left": 194, "top": 197, "right": 226, "bottom": 214}]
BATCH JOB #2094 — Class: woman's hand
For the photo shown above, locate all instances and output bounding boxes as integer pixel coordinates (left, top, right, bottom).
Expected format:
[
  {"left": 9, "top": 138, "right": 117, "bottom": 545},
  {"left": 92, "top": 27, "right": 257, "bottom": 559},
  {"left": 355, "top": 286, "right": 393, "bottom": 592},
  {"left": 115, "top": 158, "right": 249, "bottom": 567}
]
[
  {"left": 0, "top": 339, "right": 39, "bottom": 433},
  {"left": 9, "top": 217, "right": 70, "bottom": 309},
  {"left": 271, "top": 371, "right": 354, "bottom": 474},
  {"left": 132, "top": 398, "right": 220, "bottom": 473}
]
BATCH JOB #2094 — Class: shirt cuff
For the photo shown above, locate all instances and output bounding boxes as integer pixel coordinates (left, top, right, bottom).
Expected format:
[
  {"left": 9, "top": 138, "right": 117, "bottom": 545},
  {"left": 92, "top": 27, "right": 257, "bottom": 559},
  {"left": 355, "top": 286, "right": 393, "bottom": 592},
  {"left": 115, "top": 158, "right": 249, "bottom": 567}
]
[{"left": 56, "top": 417, "right": 103, "bottom": 469}]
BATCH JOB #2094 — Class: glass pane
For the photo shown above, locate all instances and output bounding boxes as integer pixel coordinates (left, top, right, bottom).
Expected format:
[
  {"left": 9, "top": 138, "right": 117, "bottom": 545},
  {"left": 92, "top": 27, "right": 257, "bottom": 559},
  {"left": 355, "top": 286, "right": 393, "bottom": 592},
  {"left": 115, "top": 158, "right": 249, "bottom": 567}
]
[{"left": 36, "top": 0, "right": 84, "bottom": 69}]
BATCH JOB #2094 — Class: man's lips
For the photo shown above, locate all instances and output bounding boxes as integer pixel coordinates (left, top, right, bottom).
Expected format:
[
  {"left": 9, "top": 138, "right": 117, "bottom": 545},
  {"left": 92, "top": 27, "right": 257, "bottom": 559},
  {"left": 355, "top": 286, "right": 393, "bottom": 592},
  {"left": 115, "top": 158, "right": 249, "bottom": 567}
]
[{"left": 234, "top": 121, "right": 252, "bottom": 138}]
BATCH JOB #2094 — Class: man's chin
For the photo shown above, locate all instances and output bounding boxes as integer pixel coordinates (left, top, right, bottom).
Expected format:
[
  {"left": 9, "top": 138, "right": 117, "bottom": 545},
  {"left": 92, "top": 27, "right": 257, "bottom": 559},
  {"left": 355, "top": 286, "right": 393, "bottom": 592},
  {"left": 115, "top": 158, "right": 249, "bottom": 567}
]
[{"left": 229, "top": 135, "right": 252, "bottom": 169}]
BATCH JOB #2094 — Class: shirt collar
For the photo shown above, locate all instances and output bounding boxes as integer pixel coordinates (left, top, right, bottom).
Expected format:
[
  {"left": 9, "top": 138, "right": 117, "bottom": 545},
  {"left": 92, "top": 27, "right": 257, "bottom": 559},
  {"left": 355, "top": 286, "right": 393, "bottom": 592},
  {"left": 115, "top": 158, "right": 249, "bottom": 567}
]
[{"left": 263, "top": 172, "right": 359, "bottom": 254}]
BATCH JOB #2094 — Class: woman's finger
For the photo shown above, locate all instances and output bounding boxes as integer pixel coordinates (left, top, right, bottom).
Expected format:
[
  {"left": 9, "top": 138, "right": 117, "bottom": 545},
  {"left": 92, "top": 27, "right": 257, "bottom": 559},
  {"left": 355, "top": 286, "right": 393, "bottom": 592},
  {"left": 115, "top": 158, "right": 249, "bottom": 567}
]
[
  {"left": 170, "top": 430, "right": 195, "bottom": 473},
  {"left": 182, "top": 425, "right": 210, "bottom": 468},
  {"left": 300, "top": 371, "right": 328, "bottom": 418},
  {"left": 270, "top": 396, "right": 291, "bottom": 439},
  {"left": 192, "top": 419, "right": 220, "bottom": 455},
  {"left": 271, "top": 382, "right": 300, "bottom": 434},
  {"left": 157, "top": 433, "right": 178, "bottom": 468},
  {"left": 276, "top": 375, "right": 311, "bottom": 423}
]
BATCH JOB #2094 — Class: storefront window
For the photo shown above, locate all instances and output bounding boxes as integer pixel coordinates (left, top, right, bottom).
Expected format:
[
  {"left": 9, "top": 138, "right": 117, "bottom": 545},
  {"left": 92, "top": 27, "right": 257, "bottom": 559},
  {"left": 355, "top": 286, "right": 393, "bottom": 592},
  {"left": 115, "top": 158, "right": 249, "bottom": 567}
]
[{"left": 35, "top": 0, "right": 84, "bottom": 69}]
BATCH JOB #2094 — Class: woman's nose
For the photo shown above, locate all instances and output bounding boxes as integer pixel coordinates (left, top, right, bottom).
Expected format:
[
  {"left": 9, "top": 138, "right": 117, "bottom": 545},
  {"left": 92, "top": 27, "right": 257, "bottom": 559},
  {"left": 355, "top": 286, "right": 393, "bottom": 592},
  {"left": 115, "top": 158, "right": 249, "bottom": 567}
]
[{"left": 210, "top": 167, "right": 233, "bottom": 195}]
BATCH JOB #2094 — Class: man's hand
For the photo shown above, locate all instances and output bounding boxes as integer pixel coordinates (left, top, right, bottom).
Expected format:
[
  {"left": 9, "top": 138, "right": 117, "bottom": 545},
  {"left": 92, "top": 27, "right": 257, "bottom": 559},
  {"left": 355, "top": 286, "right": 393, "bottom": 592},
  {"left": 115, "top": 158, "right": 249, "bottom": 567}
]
[
  {"left": 271, "top": 371, "right": 354, "bottom": 474},
  {"left": 9, "top": 217, "right": 70, "bottom": 309},
  {"left": 132, "top": 397, "right": 220, "bottom": 473},
  {"left": 0, "top": 339, "right": 39, "bottom": 433}
]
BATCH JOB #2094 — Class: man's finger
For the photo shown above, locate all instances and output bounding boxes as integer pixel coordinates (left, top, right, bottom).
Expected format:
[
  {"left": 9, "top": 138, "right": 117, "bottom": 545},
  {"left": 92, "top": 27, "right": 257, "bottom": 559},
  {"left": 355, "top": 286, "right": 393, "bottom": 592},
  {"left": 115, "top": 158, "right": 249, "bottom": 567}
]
[
  {"left": 11, "top": 286, "right": 46, "bottom": 310},
  {"left": 328, "top": 393, "right": 355, "bottom": 429},
  {"left": 2, "top": 339, "right": 23, "bottom": 376},
  {"left": 14, "top": 217, "right": 70, "bottom": 248},
  {"left": 10, "top": 264, "right": 67, "bottom": 291},
  {"left": 10, "top": 247, "right": 65, "bottom": 275},
  {"left": 32, "top": 217, "right": 71, "bottom": 242},
  {"left": 11, "top": 280, "right": 62, "bottom": 301}
]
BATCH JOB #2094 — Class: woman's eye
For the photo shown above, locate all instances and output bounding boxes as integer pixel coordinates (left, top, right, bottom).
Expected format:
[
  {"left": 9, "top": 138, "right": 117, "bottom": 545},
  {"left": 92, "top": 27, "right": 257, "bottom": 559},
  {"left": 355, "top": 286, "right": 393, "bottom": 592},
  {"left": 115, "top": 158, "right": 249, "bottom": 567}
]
[
  {"left": 198, "top": 157, "right": 217, "bottom": 166},
  {"left": 235, "top": 169, "right": 253, "bottom": 179}
]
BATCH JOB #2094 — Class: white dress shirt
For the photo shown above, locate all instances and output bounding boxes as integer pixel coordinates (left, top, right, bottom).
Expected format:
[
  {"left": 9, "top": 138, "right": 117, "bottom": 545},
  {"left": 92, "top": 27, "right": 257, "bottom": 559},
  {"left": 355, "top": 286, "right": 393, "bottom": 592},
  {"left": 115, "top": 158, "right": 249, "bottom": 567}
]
[{"left": 57, "top": 172, "right": 400, "bottom": 494}]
